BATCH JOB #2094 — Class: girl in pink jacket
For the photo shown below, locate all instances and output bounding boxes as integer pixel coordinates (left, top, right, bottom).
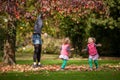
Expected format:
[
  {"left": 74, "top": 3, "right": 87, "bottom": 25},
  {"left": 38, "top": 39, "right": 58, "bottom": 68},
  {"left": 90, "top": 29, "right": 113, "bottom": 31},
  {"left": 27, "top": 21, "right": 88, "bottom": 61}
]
[
  {"left": 59, "top": 38, "right": 70, "bottom": 70},
  {"left": 82, "top": 37, "right": 102, "bottom": 70}
]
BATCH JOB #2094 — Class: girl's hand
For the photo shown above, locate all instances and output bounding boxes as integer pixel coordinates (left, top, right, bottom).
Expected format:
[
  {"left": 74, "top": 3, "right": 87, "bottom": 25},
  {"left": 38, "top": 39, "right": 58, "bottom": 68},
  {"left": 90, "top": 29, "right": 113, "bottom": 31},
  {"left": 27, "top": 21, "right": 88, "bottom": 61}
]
[
  {"left": 81, "top": 49, "right": 87, "bottom": 52},
  {"left": 70, "top": 48, "right": 74, "bottom": 51},
  {"left": 96, "top": 43, "right": 102, "bottom": 47}
]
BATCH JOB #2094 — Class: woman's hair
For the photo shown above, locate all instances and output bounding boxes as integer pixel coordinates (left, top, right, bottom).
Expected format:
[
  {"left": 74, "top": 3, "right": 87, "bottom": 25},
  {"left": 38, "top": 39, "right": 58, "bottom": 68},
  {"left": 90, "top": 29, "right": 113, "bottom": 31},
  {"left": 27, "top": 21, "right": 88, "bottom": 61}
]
[{"left": 63, "top": 37, "right": 70, "bottom": 44}]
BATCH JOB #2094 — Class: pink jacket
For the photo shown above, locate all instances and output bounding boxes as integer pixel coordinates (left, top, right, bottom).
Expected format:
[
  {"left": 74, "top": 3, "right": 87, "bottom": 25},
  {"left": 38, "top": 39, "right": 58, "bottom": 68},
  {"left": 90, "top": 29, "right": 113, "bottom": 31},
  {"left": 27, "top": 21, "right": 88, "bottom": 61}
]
[
  {"left": 60, "top": 44, "right": 70, "bottom": 56},
  {"left": 87, "top": 43, "right": 98, "bottom": 56}
]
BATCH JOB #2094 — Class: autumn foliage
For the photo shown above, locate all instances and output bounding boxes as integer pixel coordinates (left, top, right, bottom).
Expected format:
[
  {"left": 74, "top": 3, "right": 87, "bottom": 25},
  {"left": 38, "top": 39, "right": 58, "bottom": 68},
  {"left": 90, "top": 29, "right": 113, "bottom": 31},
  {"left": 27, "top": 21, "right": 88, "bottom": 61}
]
[
  {"left": 0, "top": 63, "right": 120, "bottom": 72},
  {"left": 41, "top": 0, "right": 107, "bottom": 17},
  {"left": 0, "top": 0, "right": 107, "bottom": 20}
]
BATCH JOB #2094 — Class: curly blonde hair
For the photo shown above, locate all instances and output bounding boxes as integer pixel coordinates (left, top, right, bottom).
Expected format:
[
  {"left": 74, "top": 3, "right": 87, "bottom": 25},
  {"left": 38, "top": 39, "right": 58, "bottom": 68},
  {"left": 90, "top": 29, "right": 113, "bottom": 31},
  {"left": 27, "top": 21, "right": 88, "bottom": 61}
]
[
  {"left": 63, "top": 37, "right": 70, "bottom": 44},
  {"left": 88, "top": 37, "right": 96, "bottom": 43}
]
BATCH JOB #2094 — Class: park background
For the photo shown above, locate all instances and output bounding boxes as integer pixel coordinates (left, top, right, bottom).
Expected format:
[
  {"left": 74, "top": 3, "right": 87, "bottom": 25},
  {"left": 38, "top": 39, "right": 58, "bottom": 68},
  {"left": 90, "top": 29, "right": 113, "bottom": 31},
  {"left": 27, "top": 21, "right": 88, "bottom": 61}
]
[{"left": 0, "top": 0, "right": 120, "bottom": 80}]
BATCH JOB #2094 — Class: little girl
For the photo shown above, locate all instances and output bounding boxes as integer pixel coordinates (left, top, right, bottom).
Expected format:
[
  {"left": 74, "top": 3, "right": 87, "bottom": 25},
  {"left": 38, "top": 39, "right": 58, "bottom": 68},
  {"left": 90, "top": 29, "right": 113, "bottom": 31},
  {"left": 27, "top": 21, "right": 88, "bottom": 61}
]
[
  {"left": 82, "top": 37, "right": 102, "bottom": 70},
  {"left": 59, "top": 38, "right": 71, "bottom": 70}
]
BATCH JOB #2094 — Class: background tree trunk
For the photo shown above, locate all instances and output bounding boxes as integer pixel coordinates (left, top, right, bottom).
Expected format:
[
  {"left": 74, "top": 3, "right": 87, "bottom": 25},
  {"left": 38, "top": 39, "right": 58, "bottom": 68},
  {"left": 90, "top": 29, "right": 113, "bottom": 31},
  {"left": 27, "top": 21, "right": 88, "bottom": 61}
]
[{"left": 3, "top": 21, "right": 16, "bottom": 65}]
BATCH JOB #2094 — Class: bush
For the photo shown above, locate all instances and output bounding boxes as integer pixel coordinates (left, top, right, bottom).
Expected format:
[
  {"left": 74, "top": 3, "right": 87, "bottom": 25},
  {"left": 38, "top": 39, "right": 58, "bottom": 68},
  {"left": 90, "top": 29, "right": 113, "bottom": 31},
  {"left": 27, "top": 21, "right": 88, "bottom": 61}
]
[{"left": 42, "top": 35, "right": 61, "bottom": 54}]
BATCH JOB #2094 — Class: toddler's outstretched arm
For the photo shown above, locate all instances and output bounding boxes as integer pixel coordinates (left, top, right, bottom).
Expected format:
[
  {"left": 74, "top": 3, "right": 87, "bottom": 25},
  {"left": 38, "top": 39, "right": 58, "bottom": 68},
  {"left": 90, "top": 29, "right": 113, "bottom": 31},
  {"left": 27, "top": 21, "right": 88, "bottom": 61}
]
[
  {"left": 96, "top": 43, "right": 102, "bottom": 47},
  {"left": 81, "top": 49, "right": 87, "bottom": 52},
  {"left": 70, "top": 48, "right": 74, "bottom": 51}
]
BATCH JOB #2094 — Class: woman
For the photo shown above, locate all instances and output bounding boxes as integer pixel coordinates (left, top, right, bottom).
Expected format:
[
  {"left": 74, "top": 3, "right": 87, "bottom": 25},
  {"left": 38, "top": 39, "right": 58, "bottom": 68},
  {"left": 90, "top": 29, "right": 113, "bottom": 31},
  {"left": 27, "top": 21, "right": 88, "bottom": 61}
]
[{"left": 32, "top": 14, "right": 43, "bottom": 68}]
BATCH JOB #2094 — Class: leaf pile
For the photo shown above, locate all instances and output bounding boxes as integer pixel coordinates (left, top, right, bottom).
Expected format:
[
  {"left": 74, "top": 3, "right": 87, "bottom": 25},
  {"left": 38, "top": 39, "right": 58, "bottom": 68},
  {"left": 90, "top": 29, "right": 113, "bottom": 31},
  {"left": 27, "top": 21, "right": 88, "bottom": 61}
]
[{"left": 0, "top": 63, "right": 120, "bottom": 72}]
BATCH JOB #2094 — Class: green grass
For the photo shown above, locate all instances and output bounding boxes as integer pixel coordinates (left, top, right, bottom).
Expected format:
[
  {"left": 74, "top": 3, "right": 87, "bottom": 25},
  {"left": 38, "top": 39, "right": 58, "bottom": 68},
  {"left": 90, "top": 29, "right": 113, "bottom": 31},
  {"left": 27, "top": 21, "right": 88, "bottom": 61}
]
[
  {"left": 0, "top": 71, "right": 120, "bottom": 80},
  {"left": 16, "top": 59, "right": 120, "bottom": 65},
  {"left": 15, "top": 53, "right": 120, "bottom": 65}
]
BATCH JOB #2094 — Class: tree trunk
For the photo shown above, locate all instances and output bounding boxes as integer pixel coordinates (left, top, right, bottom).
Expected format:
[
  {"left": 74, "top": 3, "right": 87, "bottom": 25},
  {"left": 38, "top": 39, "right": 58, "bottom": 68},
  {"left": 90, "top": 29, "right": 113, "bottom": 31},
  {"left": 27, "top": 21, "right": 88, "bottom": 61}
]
[{"left": 3, "top": 21, "right": 16, "bottom": 65}]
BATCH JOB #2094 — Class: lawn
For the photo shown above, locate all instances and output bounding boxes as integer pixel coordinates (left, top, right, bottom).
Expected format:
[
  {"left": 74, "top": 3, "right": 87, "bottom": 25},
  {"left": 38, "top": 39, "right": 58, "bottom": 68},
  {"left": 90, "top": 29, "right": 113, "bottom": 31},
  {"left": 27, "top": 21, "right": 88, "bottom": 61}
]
[
  {"left": 0, "top": 54, "right": 120, "bottom": 80},
  {"left": 0, "top": 71, "right": 120, "bottom": 80},
  {"left": 16, "top": 54, "right": 120, "bottom": 65}
]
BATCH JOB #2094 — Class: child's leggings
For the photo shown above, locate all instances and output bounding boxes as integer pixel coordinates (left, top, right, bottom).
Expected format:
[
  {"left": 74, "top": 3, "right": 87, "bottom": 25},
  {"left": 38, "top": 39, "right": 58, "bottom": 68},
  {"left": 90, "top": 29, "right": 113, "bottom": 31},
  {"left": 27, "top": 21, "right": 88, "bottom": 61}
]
[
  {"left": 88, "top": 58, "right": 98, "bottom": 69},
  {"left": 33, "top": 44, "right": 42, "bottom": 62},
  {"left": 61, "top": 59, "right": 67, "bottom": 69}
]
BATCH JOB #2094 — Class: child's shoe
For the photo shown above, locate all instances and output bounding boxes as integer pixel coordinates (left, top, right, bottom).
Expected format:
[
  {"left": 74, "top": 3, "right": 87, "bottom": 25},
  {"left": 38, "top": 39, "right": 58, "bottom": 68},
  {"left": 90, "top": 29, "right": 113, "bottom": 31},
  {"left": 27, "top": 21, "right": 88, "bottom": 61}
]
[
  {"left": 60, "top": 68, "right": 64, "bottom": 71},
  {"left": 89, "top": 68, "right": 93, "bottom": 71},
  {"left": 95, "top": 67, "right": 99, "bottom": 71}
]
